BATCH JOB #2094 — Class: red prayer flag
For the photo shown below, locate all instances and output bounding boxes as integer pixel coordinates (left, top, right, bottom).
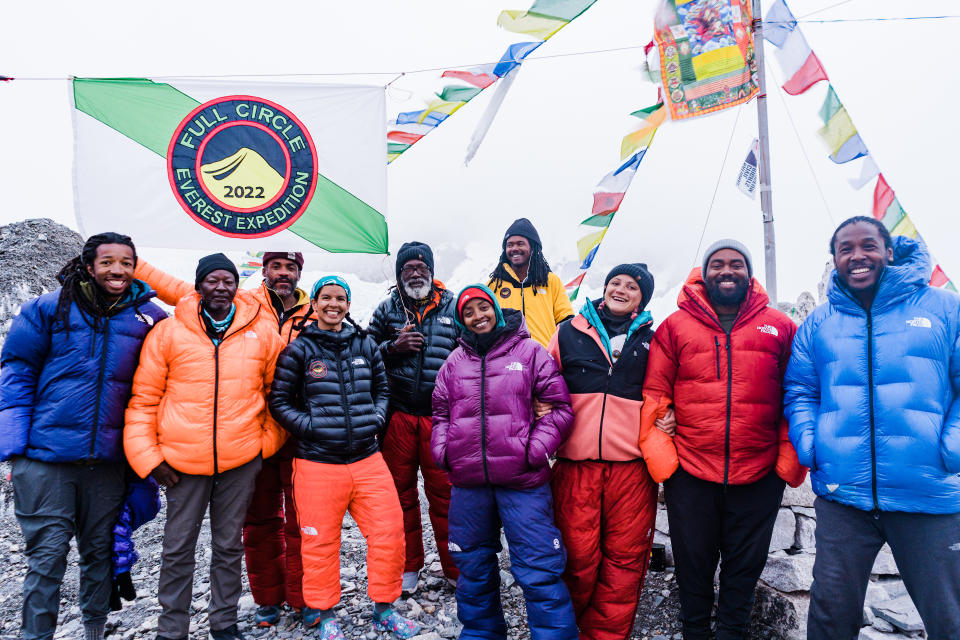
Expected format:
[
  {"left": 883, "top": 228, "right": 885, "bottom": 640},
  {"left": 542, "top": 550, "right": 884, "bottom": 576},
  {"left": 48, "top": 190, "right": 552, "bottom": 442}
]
[
  {"left": 387, "top": 130, "right": 424, "bottom": 144},
  {"left": 931, "top": 265, "right": 950, "bottom": 288},
  {"left": 872, "top": 174, "right": 895, "bottom": 220},
  {"left": 591, "top": 192, "right": 626, "bottom": 217},
  {"left": 565, "top": 273, "right": 585, "bottom": 289},
  {"left": 782, "top": 53, "right": 828, "bottom": 96},
  {"left": 441, "top": 70, "right": 496, "bottom": 89}
]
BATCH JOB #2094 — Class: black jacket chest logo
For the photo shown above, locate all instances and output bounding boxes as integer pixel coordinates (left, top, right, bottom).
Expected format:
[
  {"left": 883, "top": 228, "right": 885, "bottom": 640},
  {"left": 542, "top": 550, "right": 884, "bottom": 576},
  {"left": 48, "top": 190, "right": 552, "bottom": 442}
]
[{"left": 308, "top": 359, "right": 327, "bottom": 379}]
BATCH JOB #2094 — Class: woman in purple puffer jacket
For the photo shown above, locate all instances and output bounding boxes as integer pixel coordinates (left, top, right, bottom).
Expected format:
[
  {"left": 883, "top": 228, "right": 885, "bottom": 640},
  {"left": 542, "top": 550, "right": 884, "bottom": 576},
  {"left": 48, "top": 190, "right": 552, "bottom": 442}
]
[{"left": 431, "top": 284, "right": 577, "bottom": 640}]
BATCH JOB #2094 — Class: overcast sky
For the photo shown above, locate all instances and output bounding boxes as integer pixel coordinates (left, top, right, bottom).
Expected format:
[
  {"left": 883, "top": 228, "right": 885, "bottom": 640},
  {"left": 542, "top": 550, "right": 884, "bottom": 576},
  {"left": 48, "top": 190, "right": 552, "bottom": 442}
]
[{"left": 1, "top": 0, "right": 956, "bottom": 316}]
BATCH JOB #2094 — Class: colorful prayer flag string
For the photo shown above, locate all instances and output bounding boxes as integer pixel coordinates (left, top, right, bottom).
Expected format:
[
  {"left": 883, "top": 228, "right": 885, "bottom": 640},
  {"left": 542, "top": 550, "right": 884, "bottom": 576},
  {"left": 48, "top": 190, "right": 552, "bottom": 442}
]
[
  {"left": 386, "top": 1, "right": 597, "bottom": 164},
  {"left": 765, "top": 0, "right": 954, "bottom": 290},
  {"left": 566, "top": 103, "right": 666, "bottom": 300}
]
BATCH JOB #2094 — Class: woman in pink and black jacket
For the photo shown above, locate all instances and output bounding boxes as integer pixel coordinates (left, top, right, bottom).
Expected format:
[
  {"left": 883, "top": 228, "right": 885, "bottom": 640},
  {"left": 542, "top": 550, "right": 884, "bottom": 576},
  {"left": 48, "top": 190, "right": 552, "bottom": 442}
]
[{"left": 431, "top": 284, "right": 577, "bottom": 640}]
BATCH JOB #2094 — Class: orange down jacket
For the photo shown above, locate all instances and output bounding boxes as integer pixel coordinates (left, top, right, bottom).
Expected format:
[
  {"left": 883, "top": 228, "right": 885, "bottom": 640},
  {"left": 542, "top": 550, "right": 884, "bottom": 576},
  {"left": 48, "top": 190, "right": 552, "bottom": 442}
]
[
  {"left": 134, "top": 260, "right": 314, "bottom": 345},
  {"left": 638, "top": 269, "right": 806, "bottom": 487},
  {"left": 124, "top": 290, "right": 286, "bottom": 478}
]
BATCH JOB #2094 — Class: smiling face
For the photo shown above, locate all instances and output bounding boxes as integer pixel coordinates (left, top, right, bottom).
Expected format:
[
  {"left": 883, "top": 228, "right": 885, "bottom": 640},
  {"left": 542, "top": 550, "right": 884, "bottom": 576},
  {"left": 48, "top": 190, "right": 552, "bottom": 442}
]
[
  {"left": 85, "top": 243, "right": 136, "bottom": 301},
  {"left": 312, "top": 285, "right": 350, "bottom": 331},
  {"left": 400, "top": 258, "right": 432, "bottom": 300},
  {"left": 505, "top": 235, "right": 531, "bottom": 270},
  {"left": 462, "top": 298, "right": 497, "bottom": 334},
  {"left": 198, "top": 269, "right": 238, "bottom": 319},
  {"left": 833, "top": 221, "right": 893, "bottom": 293},
  {"left": 263, "top": 257, "right": 300, "bottom": 298},
  {"left": 603, "top": 275, "right": 644, "bottom": 316},
  {"left": 704, "top": 249, "right": 750, "bottom": 312}
]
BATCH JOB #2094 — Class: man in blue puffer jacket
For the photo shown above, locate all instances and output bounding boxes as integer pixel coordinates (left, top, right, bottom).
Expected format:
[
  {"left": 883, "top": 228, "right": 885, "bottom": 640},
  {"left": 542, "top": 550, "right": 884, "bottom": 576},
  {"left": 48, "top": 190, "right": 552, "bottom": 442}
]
[
  {"left": 0, "top": 232, "right": 166, "bottom": 640},
  {"left": 784, "top": 217, "right": 960, "bottom": 640}
]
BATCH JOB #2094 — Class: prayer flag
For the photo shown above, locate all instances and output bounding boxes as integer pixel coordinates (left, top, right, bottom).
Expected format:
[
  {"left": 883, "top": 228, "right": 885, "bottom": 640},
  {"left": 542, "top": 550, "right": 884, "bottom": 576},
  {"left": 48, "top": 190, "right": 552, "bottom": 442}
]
[
  {"left": 763, "top": 0, "right": 797, "bottom": 48},
  {"left": 776, "top": 29, "right": 828, "bottom": 95},
  {"left": 872, "top": 174, "right": 895, "bottom": 220},
  {"left": 848, "top": 156, "right": 880, "bottom": 190}
]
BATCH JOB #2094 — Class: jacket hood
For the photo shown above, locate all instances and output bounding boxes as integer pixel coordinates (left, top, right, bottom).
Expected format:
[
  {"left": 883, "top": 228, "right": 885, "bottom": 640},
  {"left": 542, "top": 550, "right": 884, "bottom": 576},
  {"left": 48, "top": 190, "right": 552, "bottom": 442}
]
[
  {"left": 579, "top": 298, "right": 652, "bottom": 363},
  {"left": 677, "top": 267, "right": 770, "bottom": 330},
  {"left": 827, "top": 235, "right": 931, "bottom": 315},
  {"left": 174, "top": 289, "right": 261, "bottom": 336},
  {"left": 454, "top": 283, "right": 505, "bottom": 332},
  {"left": 458, "top": 307, "right": 527, "bottom": 356}
]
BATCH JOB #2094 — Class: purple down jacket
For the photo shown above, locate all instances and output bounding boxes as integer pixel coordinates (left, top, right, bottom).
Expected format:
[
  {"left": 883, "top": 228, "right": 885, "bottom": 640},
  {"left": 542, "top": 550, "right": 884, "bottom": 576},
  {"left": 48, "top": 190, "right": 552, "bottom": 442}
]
[{"left": 431, "top": 309, "right": 573, "bottom": 490}]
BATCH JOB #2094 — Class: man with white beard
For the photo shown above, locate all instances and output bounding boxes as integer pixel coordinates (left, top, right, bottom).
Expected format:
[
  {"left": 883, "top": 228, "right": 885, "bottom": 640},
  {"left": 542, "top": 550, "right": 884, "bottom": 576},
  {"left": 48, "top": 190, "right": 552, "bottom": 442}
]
[{"left": 367, "top": 242, "right": 461, "bottom": 593}]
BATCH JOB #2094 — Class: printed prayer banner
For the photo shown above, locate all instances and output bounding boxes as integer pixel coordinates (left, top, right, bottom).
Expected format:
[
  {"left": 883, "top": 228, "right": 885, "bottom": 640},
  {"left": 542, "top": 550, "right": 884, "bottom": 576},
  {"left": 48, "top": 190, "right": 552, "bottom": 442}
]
[
  {"left": 654, "top": 0, "right": 758, "bottom": 120},
  {"left": 72, "top": 78, "right": 388, "bottom": 253}
]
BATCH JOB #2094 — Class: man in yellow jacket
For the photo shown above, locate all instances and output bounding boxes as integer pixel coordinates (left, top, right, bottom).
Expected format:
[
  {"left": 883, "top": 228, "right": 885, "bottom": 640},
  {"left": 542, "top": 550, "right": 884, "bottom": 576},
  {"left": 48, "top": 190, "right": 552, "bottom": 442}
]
[
  {"left": 124, "top": 254, "right": 285, "bottom": 640},
  {"left": 487, "top": 218, "right": 573, "bottom": 347}
]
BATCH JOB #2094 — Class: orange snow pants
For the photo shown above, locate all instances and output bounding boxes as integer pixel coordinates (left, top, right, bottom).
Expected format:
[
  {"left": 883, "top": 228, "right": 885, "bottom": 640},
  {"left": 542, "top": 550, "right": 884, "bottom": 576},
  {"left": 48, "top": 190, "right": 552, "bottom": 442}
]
[
  {"left": 292, "top": 453, "right": 405, "bottom": 609},
  {"left": 552, "top": 459, "right": 659, "bottom": 640}
]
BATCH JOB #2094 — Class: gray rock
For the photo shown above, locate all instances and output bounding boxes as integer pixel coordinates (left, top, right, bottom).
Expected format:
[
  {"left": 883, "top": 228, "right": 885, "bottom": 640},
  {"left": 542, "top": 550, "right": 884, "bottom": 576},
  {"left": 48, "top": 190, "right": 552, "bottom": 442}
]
[
  {"left": 498, "top": 569, "right": 515, "bottom": 588},
  {"left": 794, "top": 514, "right": 816, "bottom": 550},
  {"left": 751, "top": 585, "right": 809, "bottom": 640},
  {"left": 858, "top": 626, "right": 903, "bottom": 639},
  {"left": 871, "top": 617, "right": 895, "bottom": 632},
  {"left": 759, "top": 552, "right": 815, "bottom": 593},
  {"left": 768, "top": 509, "right": 796, "bottom": 552},
  {"left": 655, "top": 507, "right": 670, "bottom": 534},
  {"left": 870, "top": 545, "right": 899, "bottom": 577},
  {"left": 871, "top": 594, "right": 924, "bottom": 633},
  {"left": 409, "top": 633, "right": 442, "bottom": 640},
  {"left": 781, "top": 480, "right": 816, "bottom": 508}
]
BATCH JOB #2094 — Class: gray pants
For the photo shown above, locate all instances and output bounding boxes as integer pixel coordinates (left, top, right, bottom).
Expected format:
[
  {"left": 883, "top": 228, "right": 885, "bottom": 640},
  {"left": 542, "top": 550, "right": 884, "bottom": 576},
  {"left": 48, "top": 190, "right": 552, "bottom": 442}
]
[
  {"left": 12, "top": 457, "right": 125, "bottom": 640},
  {"left": 808, "top": 497, "right": 960, "bottom": 640},
  {"left": 158, "top": 457, "right": 261, "bottom": 638}
]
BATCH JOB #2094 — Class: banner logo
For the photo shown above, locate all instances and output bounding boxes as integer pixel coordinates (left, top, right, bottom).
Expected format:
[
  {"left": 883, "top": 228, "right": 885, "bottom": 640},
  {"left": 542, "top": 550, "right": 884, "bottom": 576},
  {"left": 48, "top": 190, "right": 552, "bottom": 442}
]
[{"left": 167, "top": 95, "right": 317, "bottom": 238}]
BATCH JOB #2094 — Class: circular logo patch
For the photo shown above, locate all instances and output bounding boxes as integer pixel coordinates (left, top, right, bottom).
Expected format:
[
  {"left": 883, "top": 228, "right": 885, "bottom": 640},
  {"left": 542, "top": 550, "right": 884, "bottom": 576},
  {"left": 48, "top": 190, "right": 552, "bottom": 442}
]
[
  {"left": 499, "top": 287, "right": 511, "bottom": 299},
  {"left": 167, "top": 96, "right": 318, "bottom": 238},
  {"left": 308, "top": 359, "right": 327, "bottom": 379}
]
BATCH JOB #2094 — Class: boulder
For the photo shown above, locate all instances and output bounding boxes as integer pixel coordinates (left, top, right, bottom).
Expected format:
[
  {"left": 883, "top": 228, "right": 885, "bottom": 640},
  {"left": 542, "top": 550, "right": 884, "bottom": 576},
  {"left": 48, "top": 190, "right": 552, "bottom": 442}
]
[
  {"left": 751, "top": 584, "right": 809, "bottom": 640},
  {"left": 655, "top": 506, "right": 670, "bottom": 534},
  {"left": 781, "top": 479, "right": 816, "bottom": 508},
  {"left": 768, "top": 508, "right": 796, "bottom": 552},
  {"left": 870, "top": 594, "right": 924, "bottom": 633},
  {"left": 794, "top": 514, "right": 816, "bottom": 550},
  {"left": 870, "top": 545, "right": 899, "bottom": 577},
  {"left": 759, "top": 551, "right": 815, "bottom": 593}
]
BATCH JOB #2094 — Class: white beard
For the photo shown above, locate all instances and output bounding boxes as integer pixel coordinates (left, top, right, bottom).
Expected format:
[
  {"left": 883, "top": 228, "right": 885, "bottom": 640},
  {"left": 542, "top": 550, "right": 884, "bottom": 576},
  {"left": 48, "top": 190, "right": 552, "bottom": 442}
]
[{"left": 403, "top": 281, "right": 432, "bottom": 301}]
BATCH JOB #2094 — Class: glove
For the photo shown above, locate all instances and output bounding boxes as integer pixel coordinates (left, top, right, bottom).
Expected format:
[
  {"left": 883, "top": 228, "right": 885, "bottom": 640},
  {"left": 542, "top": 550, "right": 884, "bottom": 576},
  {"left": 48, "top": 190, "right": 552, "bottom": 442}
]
[{"left": 110, "top": 572, "right": 137, "bottom": 611}]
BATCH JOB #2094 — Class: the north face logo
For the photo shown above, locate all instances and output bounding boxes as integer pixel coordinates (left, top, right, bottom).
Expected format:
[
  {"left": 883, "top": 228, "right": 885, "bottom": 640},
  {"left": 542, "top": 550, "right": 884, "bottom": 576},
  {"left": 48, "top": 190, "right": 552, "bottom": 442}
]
[
  {"left": 758, "top": 324, "right": 779, "bottom": 336},
  {"left": 351, "top": 357, "right": 366, "bottom": 366},
  {"left": 907, "top": 316, "right": 932, "bottom": 328},
  {"left": 439, "top": 316, "right": 453, "bottom": 325},
  {"left": 505, "top": 362, "right": 524, "bottom": 371},
  {"left": 136, "top": 315, "right": 155, "bottom": 326}
]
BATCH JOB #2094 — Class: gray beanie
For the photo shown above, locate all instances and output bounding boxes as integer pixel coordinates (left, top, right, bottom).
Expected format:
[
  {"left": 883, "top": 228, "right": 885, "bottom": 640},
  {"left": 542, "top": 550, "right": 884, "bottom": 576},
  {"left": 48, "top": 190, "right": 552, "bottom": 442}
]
[{"left": 702, "top": 239, "right": 753, "bottom": 278}]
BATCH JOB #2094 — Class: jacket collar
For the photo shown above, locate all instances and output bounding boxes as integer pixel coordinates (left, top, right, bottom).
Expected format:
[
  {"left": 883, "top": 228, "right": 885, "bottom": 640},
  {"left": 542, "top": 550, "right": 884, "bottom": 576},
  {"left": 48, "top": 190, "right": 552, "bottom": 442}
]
[
  {"left": 175, "top": 289, "right": 261, "bottom": 339},
  {"left": 578, "top": 299, "right": 652, "bottom": 363},
  {"left": 458, "top": 308, "right": 527, "bottom": 356}
]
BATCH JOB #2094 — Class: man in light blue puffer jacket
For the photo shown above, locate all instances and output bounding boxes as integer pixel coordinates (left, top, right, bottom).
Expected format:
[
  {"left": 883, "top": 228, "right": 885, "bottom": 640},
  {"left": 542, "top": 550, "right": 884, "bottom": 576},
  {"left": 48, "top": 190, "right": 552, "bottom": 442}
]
[{"left": 784, "top": 216, "right": 960, "bottom": 640}]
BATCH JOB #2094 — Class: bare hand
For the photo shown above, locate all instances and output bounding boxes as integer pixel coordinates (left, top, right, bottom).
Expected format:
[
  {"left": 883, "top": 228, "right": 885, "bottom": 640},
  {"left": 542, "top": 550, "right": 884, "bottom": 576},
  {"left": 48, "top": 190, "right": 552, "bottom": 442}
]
[
  {"left": 533, "top": 400, "right": 553, "bottom": 420},
  {"left": 150, "top": 462, "right": 180, "bottom": 488},
  {"left": 655, "top": 408, "right": 677, "bottom": 437},
  {"left": 391, "top": 325, "right": 425, "bottom": 353}
]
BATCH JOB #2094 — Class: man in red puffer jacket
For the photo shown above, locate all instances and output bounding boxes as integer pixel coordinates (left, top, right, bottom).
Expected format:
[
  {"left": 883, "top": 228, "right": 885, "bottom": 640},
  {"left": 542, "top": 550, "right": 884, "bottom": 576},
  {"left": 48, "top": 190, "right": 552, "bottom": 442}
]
[{"left": 638, "top": 239, "right": 806, "bottom": 640}]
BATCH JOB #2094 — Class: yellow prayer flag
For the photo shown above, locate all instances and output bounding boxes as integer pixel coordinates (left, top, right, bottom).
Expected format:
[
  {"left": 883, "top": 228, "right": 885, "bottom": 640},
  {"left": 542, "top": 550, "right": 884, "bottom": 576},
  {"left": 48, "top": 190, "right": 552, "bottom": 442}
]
[
  {"left": 497, "top": 10, "right": 568, "bottom": 40},
  {"left": 891, "top": 214, "right": 918, "bottom": 239},
  {"left": 576, "top": 229, "right": 606, "bottom": 263},
  {"left": 818, "top": 107, "right": 856, "bottom": 156},
  {"left": 417, "top": 99, "right": 465, "bottom": 124},
  {"left": 620, "top": 126, "right": 656, "bottom": 160}
]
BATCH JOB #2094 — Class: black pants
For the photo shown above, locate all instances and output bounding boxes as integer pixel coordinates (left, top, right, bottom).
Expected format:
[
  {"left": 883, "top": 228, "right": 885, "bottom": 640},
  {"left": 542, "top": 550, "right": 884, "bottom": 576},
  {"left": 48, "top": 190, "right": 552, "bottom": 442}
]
[
  {"left": 663, "top": 467, "right": 785, "bottom": 640},
  {"left": 12, "top": 457, "right": 125, "bottom": 640}
]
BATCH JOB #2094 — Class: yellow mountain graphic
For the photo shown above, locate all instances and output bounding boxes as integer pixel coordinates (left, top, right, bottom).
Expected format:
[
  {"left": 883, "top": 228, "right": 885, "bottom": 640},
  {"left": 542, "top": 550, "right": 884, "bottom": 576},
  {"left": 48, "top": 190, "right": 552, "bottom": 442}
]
[{"left": 200, "top": 148, "right": 284, "bottom": 205}]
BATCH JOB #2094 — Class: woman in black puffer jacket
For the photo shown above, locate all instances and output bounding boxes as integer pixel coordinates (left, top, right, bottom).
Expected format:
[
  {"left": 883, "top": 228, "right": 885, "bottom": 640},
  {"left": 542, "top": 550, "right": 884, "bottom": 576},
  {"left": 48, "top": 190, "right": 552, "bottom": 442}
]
[{"left": 268, "top": 275, "right": 419, "bottom": 640}]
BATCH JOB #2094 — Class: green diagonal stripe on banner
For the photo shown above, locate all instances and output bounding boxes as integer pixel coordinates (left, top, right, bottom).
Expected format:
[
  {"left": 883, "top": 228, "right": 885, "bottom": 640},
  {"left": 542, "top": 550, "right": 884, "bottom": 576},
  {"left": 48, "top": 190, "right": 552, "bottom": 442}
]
[{"left": 73, "top": 78, "right": 388, "bottom": 253}]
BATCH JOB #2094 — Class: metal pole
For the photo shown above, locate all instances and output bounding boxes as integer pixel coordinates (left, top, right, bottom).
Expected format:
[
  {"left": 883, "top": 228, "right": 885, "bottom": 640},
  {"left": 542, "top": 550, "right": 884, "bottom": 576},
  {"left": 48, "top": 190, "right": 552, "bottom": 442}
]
[{"left": 752, "top": 0, "right": 777, "bottom": 304}]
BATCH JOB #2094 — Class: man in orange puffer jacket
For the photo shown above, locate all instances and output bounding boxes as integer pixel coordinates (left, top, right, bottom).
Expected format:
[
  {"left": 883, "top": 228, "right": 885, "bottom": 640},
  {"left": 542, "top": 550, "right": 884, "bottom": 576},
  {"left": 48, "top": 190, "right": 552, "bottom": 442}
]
[
  {"left": 638, "top": 240, "right": 806, "bottom": 640},
  {"left": 135, "top": 252, "right": 312, "bottom": 626},
  {"left": 125, "top": 254, "right": 286, "bottom": 640}
]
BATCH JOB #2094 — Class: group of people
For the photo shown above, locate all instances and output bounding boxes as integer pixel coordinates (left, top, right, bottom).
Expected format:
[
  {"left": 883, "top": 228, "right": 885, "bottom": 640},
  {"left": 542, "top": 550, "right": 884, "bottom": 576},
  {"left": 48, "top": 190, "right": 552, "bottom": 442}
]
[{"left": 1, "top": 214, "right": 958, "bottom": 640}]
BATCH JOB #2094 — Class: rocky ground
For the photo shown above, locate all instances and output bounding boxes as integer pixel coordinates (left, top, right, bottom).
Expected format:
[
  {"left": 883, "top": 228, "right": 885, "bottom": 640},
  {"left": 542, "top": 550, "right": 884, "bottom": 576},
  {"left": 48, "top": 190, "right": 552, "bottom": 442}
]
[{"left": 0, "top": 467, "right": 783, "bottom": 640}]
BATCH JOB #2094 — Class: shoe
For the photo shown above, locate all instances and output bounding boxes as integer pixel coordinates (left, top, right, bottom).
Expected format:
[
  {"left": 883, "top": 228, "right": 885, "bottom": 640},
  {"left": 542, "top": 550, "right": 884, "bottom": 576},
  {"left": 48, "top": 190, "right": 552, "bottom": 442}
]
[
  {"left": 316, "top": 618, "right": 345, "bottom": 640},
  {"left": 446, "top": 577, "right": 458, "bottom": 589},
  {"left": 254, "top": 604, "right": 281, "bottom": 627},
  {"left": 302, "top": 607, "right": 333, "bottom": 628},
  {"left": 208, "top": 624, "right": 244, "bottom": 640},
  {"left": 373, "top": 608, "right": 421, "bottom": 639},
  {"left": 401, "top": 570, "right": 419, "bottom": 594}
]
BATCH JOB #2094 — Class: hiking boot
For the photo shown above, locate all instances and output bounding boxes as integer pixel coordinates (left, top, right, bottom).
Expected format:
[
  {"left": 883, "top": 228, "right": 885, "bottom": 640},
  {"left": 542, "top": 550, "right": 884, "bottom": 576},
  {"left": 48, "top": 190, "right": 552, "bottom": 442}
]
[
  {"left": 253, "top": 605, "right": 281, "bottom": 627},
  {"left": 208, "top": 624, "right": 245, "bottom": 640},
  {"left": 401, "top": 570, "right": 419, "bottom": 595},
  {"left": 373, "top": 608, "right": 421, "bottom": 639},
  {"left": 302, "top": 607, "right": 334, "bottom": 628}
]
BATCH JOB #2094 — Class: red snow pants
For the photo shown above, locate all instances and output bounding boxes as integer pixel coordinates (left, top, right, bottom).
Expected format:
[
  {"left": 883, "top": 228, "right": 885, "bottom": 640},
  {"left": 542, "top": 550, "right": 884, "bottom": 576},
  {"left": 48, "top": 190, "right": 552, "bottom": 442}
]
[
  {"left": 242, "top": 440, "right": 304, "bottom": 609},
  {"left": 292, "top": 453, "right": 404, "bottom": 609},
  {"left": 381, "top": 411, "right": 458, "bottom": 579},
  {"left": 551, "top": 459, "right": 659, "bottom": 640}
]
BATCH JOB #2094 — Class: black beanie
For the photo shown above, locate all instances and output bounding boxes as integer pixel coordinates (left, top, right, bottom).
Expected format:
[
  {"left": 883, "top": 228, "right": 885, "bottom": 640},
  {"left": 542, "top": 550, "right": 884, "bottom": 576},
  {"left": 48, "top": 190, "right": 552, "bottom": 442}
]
[
  {"left": 502, "top": 218, "right": 542, "bottom": 249},
  {"left": 604, "top": 263, "right": 655, "bottom": 310},
  {"left": 195, "top": 253, "right": 239, "bottom": 287},
  {"left": 395, "top": 241, "right": 435, "bottom": 281}
]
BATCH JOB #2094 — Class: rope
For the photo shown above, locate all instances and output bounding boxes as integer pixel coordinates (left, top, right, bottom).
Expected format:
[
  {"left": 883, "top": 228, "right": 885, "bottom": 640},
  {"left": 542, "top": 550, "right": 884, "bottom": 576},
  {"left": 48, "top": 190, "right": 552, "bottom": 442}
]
[{"left": 692, "top": 103, "right": 743, "bottom": 268}]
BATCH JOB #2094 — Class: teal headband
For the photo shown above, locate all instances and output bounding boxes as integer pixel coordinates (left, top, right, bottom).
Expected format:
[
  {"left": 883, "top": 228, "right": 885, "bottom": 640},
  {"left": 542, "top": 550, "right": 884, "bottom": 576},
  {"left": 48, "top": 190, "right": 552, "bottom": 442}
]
[{"left": 311, "top": 275, "right": 351, "bottom": 301}]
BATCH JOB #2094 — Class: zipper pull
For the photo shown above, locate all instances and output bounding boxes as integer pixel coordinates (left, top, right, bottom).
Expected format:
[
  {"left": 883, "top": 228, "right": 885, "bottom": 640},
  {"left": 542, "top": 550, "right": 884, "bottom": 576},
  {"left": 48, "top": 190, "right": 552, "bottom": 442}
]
[{"left": 608, "top": 366, "right": 613, "bottom": 377}]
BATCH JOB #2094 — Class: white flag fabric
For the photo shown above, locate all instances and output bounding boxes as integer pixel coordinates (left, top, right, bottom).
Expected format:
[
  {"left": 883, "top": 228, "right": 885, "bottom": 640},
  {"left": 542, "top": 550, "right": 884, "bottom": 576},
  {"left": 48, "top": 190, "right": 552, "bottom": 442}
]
[
  {"left": 72, "top": 78, "right": 388, "bottom": 253},
  {"left": 735, "top": 138, "right": 759, "bottom": 199}
]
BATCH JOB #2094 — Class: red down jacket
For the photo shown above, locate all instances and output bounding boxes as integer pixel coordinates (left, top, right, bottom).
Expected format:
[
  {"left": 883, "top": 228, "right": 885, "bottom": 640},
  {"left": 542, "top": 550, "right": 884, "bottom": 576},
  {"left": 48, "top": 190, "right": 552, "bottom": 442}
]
[{"left": 639, "top": 269, "right": 806, "bottom": 487}]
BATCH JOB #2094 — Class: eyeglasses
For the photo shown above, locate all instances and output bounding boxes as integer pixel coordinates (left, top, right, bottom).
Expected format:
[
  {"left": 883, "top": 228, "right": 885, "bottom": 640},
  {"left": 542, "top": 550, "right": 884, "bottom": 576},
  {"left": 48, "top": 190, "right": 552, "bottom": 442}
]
[{"left": 400, "top": 265, "right": 431, "bottom": 277}]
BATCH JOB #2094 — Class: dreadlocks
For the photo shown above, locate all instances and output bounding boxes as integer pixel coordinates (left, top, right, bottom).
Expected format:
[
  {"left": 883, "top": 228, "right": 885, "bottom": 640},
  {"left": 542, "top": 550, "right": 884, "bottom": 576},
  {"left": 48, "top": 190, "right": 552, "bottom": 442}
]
[
  {"left": 488, "top": 246, "right": 553, "bottom": 295},
  {"left": 54, "top": 232, "right": 138, "bottom": 333}
]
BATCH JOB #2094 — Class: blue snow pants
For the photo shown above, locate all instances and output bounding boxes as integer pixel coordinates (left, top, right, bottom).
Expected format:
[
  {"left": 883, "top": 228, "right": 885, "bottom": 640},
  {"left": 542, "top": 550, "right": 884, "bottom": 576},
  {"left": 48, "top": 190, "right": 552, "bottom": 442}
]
[{"left": 448, "top": 484, "right": 578, "bottom": 640}]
